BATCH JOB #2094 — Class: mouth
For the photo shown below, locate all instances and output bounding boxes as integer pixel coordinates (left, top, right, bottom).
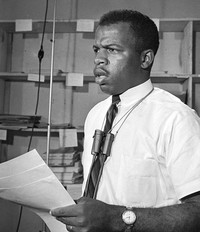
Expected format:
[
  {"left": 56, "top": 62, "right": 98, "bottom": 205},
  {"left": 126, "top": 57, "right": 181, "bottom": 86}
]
[
  {"left": 95, "top": 75, "right": 107, "bottom": 85},
  {"left": 94, "top": 69, "right": 108, "bottom": 85}
]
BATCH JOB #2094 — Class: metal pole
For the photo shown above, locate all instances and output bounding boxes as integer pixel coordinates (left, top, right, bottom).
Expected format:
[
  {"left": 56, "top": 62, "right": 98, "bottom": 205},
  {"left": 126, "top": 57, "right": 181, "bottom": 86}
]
[{"left": 46, "top": 0, "right": 57, "bottom": 165}]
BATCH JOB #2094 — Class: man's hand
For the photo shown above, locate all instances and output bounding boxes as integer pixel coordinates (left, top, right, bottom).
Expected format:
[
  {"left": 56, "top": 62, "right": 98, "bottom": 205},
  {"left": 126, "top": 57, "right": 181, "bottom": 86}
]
[
  {"left": 50, "top": 197, "right": 124, "bottom": 232},
  {"left": 50, "top": 193, "right": 200, "bottom": 232}
]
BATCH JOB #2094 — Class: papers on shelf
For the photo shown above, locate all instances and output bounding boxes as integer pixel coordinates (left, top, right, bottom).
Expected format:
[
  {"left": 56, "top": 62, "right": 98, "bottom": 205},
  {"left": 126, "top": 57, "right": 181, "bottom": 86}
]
[
  {"left": 42, "top": 147, "right": 83, "bottom": 185},
  {"left": 0, "top": 129, "right": 7, "bottom": 140},
  {"left": 0, "top": 149, "right": 75, "bottom": 232},
  {"left": 76, "top": 19, "right": 94, "bottom": 32},
  {"left": 65, "top": 73, "right": 84, "bottom": 86},
  {"left": 59, "top": 128, "right": 78, "bottom": 147},
  {"left": 15, "top": 19, "right": 32, "bottom": 32},
  {"left": 27, "top": 73, "right": 45, "bottom": 82},
  {"left": 0, "top": 114, "right": 42, "bottom": 129}
]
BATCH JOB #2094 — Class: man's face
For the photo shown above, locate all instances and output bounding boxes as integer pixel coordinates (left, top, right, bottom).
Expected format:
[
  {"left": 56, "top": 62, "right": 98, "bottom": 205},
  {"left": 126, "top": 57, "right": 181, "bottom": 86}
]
[{"left": 93, "top": 22, "right": 142, "bottom": 95}]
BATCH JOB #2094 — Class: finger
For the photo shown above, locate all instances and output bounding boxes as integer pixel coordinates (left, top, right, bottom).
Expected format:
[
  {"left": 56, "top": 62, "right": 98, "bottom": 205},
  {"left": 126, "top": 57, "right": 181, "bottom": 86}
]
[
  {"left": 50, "top": 204, "right": 76, "bottom": 217},
  {"left": 55, "top": 216, "right": 84, "bottom": 232},
  {"left": 55, "top": 216, "right": 75, "bottom": 225},
  {"left": 57, "top": 218, "right": 82, "bottom": 232}
]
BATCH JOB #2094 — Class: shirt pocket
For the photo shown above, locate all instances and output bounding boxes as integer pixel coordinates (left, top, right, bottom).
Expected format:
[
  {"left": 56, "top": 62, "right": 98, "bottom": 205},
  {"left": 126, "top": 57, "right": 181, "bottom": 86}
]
[{"left": 116, "top": 158, "right": 157, "bottom": 207}]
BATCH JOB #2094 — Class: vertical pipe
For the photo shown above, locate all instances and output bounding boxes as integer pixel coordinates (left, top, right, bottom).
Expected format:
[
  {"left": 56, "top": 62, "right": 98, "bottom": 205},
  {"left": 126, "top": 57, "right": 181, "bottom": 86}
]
[{"left": 46, "top": 0, "right": 57, "bottom": 165}]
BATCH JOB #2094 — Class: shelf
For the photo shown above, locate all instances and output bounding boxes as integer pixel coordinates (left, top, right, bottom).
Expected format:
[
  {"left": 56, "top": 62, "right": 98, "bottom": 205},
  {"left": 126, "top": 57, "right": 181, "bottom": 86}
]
[
  {"left": 1, "top": 127, "right": 84, "bottom": 148},
  {"left": 0, "top": 72, "right": 93, "bottom": 83},
  {"left": 0, "top": 72, "right": 193, "bottom": 83},
  {"left": 0, "top": 126, "right": 84, "bottom": 134},
  {"left": 151, "top": 74, "right": 189, "bottom": 83},
  {"left": 159, "top": 18, "right": 200, "bottom": 32},
  {"left": 1, "top": 18, "right": 200, "bottom": 34},
  {"left": 0, "top": 20, "right": 98, "bottom": 34}
]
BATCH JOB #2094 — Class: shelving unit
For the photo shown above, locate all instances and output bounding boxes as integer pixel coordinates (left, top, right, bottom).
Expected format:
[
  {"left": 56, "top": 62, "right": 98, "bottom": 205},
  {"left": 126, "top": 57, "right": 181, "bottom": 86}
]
[
  {"left": 0, "top": 16, "right": 200, "bottom": 232},
  {"left": 0, "top": 18, "right": 199, "bottom": 94},
  {"left": 0, "top": 71, "right": 193, "bottom": 106},
  {"left": 0, "top": 18, "right": 197, "bottom": 72},
  {"left": 0, "top": 17, "right": 200, "bottom": 195}
]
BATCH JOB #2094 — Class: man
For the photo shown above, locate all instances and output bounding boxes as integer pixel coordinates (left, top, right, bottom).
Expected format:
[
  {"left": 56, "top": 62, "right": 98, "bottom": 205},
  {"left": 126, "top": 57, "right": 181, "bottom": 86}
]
[{"left": 51, "top": 9, "right": 200, "bottom": 231}]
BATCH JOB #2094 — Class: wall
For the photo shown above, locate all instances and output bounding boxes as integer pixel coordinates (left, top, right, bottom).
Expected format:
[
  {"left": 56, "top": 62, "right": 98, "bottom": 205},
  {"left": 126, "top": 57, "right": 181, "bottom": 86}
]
[
  {"left": 0, "top": 1, "right": 200, "bottom": 232},
  {"left": 1, "top": 0, "right": 200, "bottom": 20},
  {"left": 1, "top": 0, "right": 200, "bottom": 128}
]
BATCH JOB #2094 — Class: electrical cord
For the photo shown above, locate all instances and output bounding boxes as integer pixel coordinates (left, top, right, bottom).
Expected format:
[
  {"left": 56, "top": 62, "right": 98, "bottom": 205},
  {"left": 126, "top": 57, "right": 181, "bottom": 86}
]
[{"left": 15, "top": 0, "right": 49, "bottom": 231}]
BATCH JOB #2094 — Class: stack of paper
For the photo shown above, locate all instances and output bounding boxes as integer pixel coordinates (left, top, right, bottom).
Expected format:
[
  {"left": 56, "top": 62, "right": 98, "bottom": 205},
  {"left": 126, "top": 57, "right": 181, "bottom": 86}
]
[
  {"left": 0, "top": 114, "right": 42, "bottom": 129},
  {"left": 42, "top": 147, "right": 83, "bottom": 185},
  {"left": 0, "top": 149, "right": 75, "bottom": 232}
]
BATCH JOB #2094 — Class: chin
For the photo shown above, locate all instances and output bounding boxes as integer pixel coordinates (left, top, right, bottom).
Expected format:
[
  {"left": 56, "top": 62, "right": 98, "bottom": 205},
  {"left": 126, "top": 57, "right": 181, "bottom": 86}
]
[{"left": 99, "top": 85, "right": 112, "bottom": 95}]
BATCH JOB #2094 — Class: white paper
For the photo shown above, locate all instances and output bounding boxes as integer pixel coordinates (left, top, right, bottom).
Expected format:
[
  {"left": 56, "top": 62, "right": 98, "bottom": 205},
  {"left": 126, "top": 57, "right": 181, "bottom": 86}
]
[
  {"left": 152, "top": 18, "right": 160, "bottom": 31},
  {"left": 59, "top": 129, "right": 78, "bottom": 147},
  {"left": 66, "top": 73, "right": 84, "bottom": 86},
  {"left": 76, "top": 19, "right": 94, "bottom": 32},
  {"left": 0, "top": 149, "right": 75, "bottom": 232},
  {"left": 28, "top": 73, "right": 45, "bottom": 82},
  {"left": 0, "top": 129, "right": 7, "bottom": 140},
  {"left": 15, "top": 19, "right": 32, "bottom": 32}
]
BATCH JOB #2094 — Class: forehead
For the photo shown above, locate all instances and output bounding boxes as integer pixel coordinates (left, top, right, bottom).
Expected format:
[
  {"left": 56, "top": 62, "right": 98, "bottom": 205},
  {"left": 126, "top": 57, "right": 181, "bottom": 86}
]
[{"left": 94, "top": 22, "right": 135, "bottom": 46}]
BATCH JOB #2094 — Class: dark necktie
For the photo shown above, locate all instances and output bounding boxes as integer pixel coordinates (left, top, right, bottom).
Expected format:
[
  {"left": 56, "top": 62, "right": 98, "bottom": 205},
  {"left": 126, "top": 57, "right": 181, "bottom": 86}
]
[
  {"left": 104, "top": 95, "right": 120, "bottom": 133},
  {"left": 84, "top": 95, "right": 120, "bottom": 198}
]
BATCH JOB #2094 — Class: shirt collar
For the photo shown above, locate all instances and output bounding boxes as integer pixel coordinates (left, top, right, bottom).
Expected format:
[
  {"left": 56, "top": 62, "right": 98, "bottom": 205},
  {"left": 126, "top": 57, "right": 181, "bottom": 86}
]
[{"left": 119, "top": 79, "right": 154, "bottom": 106}]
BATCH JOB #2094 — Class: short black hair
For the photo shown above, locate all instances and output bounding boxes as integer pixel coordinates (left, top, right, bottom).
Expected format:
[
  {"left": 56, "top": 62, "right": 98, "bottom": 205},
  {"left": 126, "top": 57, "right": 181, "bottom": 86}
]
[{"left": 98, "top": 9, "right": 159, "bottom": 55}]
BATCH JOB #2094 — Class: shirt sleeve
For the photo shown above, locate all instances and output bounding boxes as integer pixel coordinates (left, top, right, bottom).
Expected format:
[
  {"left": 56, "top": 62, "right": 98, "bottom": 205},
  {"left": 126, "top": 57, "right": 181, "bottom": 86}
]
[{"left": 166, "top": 110, "right": 200, "bottom": 199}]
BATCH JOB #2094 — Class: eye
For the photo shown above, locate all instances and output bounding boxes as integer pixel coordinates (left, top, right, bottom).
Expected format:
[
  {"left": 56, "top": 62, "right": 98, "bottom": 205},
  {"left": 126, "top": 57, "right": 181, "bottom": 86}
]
[
  {"left": 107, "top": 47, "right": 118, "bottom": 54},
  {"left": 93, "top": 46, "right": 99, "bottom": 54}
]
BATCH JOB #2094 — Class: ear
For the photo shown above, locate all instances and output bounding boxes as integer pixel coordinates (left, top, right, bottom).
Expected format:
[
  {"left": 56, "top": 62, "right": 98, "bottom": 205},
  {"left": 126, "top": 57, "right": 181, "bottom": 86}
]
[{"left": 140, "top": 49, "right": 155, "bottom": 69}]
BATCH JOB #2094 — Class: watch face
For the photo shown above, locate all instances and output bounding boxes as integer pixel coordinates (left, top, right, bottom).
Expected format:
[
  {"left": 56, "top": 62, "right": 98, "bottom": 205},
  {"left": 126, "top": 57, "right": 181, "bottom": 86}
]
[{"left": 122, "top": 210, "right": 136, "bottom": 225}]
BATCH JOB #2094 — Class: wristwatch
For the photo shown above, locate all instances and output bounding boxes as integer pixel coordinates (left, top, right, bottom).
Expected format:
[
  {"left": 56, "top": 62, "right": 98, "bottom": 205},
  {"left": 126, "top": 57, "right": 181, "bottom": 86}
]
[{"left": 122, "top": 207, "right": 136, "bottom": 232}]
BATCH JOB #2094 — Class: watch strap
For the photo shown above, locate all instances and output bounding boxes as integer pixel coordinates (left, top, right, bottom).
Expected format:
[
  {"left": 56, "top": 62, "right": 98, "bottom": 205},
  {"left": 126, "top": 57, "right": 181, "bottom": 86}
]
[{"left": 125, "top": 226, "right": 133, "bottom": 232}]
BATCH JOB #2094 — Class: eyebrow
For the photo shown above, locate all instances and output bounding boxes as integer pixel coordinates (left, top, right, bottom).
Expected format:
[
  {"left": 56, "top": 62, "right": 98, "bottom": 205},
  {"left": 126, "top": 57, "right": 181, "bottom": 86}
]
[{"left": 93, "top": 44, "right": 122, "bottom": 49}]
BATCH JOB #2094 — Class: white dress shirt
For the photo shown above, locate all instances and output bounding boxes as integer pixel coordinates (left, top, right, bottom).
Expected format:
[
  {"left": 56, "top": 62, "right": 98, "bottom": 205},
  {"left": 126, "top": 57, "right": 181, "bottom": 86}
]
[{"left": 82, "top": 79, "right": 200, "bottom": 208}]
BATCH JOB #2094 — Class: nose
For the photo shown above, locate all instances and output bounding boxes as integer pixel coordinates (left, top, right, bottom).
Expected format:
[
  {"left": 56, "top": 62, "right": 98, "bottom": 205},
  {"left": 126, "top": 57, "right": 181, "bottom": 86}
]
[{"left": 94, "top": 49, "right": 108, "bottom": 66}]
